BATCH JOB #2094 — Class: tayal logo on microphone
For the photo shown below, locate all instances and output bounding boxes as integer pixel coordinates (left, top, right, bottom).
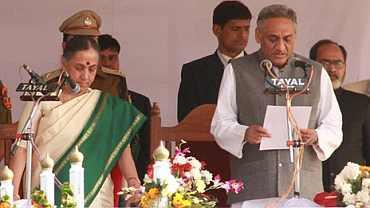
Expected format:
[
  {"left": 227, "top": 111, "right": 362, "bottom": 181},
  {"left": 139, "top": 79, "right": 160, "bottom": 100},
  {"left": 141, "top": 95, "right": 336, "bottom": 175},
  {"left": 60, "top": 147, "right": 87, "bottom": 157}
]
[{"left": 263, "top": 57, "right": 312, "bottom": 94}]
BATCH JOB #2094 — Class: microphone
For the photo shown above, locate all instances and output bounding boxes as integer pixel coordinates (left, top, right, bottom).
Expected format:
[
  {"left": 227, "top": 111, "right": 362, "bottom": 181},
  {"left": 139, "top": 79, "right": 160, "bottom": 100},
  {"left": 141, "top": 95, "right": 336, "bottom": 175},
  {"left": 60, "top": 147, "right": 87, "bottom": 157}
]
[
  {"left": 22, "top": 64, "right": 45, "bottom": 84},
  {"left": 63, "top": 72, "right": 80, "bottom": 94},
  {"left": 260, "top": 59, "right": 273, "bottom": 72},
  {"left": 293, "top": 58, "right": 312, "bottom": 69}
]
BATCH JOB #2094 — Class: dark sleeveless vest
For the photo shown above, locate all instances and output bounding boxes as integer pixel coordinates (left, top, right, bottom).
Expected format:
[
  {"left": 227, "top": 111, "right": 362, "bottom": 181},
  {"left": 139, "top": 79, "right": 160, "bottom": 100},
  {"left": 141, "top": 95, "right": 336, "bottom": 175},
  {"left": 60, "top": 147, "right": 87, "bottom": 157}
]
[{"left": 228, "top": 51, "right": 323, "bottom": 203}]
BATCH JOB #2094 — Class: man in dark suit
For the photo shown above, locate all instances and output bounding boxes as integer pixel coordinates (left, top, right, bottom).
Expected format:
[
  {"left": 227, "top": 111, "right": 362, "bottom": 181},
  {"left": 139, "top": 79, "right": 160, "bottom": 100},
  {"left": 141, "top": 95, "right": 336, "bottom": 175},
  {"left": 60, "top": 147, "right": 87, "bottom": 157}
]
[
  {"left": 177, "top": 1, "right": 252, "bottom": 206},
  {"left": 310, "top": 39, "right": 370, "bottom": 192},
  {"left": 178, "top": 1, "right": 252, "bottom": 121}
]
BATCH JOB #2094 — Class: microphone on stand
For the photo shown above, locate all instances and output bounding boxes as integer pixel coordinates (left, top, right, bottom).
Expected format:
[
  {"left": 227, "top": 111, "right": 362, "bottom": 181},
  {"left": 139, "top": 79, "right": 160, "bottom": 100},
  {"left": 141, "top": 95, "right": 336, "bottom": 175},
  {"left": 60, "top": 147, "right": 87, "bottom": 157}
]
[
  {"left": 22, "top": 64, "right": 45, "bottom": 84},
  {"left": 62, "top": 72, "right": 80, "bottom": 94},
  {"left": 260, "top": 59, "right": 273, "bottom": 72},
  {"left": 293, "top": 57, "right": 312, "bottom": 69}
]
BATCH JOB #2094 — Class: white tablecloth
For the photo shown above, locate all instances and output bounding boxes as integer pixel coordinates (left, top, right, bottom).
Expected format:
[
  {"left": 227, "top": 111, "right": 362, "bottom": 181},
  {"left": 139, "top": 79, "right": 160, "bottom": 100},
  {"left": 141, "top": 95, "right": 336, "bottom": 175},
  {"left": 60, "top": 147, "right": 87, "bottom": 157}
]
[{"left": 231, "top": 197, "right": 321, "bottom": 208}]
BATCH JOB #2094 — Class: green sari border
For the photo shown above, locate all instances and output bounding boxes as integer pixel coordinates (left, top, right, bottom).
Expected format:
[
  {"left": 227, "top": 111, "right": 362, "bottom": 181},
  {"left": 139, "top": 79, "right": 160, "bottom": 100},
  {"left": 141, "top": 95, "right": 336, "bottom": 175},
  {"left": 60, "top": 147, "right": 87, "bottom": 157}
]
[
  {"left": 84, "top": 113, "right": 145, "bottom": 204},
  {"left": 52, "top": 92, "right": 147, "bottom": 207},
  {"left": 54, "top": 93, "right": 108, "bottom": 175}
]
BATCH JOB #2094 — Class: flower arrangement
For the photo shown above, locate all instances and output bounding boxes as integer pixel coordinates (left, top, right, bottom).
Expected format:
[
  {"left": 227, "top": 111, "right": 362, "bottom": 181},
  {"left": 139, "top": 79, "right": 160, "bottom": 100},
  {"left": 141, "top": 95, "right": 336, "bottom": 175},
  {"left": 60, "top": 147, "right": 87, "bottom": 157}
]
[
  {"left": 121, "top": 140, "right": 244, "bottom": 208},
  {"left": 60, "top": 182, "right": 77, "bottom": 208},
  {"left": 334, "top": 162, "right": 370, "bottom": 207},
  {"left": 30, "top": 183, "right": 76, "bottom": 208},
  {"left": 31, "top": 189, "right": 52, "bottom": 208},
  {"left": 0, "top": 195, "right": 13, "bottom": 208}
]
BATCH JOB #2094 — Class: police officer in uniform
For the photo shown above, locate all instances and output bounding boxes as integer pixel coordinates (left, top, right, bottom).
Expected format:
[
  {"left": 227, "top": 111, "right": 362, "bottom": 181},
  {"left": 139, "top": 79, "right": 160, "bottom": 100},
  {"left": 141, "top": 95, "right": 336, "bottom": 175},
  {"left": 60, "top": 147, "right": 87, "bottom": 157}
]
[
  {"left": 42, "top": 10, "right": 128, "bottom": 100},
  {"left": 0, "top": 80, "right": 12, "bottom": 124},
  {"left": 0, "top": 80, "right": 12, "bottom": 163}
]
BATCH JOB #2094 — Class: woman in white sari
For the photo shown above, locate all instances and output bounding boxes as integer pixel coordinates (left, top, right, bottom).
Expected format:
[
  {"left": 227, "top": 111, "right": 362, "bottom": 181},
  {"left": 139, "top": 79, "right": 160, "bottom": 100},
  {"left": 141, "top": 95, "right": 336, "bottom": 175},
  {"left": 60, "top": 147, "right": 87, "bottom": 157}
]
[{"left": 9, "top": 36, "right": 145, "bottom": 207}]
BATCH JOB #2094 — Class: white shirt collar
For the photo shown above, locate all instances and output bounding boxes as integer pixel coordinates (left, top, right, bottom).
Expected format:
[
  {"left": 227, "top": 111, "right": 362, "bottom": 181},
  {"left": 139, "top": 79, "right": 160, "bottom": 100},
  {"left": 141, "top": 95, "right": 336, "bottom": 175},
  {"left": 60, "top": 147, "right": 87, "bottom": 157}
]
[{"left": 217, "top": 50, "right": 245, "bottom": 67}]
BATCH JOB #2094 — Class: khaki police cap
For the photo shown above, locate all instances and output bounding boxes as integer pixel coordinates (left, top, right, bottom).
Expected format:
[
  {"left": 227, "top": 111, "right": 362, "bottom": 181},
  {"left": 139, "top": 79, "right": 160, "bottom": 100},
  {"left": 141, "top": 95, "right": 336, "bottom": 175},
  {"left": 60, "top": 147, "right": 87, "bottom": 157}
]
[{"left": 59, "top": 10, "right": 101, "bottom": 36}]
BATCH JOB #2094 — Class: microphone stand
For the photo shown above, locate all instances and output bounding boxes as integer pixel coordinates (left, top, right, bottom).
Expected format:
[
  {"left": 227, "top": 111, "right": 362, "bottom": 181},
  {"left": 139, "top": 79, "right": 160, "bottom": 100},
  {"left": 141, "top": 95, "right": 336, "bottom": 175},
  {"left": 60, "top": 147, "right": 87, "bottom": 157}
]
[
  {"left": 262, "top": 59, "right": 317, "bottom": 207},
  {"left": 14, "top": 75, "right": 63, "bottom": 205},
  {"left": 285, "top": 94, "right": 301, "bottom": 198},
  {"left": 19, "top": 94, "right": 55, "bottom": 204}
]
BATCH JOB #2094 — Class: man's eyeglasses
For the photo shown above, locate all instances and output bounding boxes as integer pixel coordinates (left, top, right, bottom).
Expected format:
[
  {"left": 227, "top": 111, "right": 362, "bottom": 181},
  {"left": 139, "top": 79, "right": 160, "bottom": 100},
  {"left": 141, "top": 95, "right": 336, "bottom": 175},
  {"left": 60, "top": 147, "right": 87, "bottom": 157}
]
[{"left": 319, "top": 59, "right": 345, "bottom": 69}]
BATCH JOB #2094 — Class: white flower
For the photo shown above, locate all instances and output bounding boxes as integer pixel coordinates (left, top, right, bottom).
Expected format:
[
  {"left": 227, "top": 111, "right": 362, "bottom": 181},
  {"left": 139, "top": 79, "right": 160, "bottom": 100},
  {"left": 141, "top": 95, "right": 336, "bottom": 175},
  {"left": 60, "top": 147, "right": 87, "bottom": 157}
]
[
  {"left": 341, "top": 183, "right": 353, "bottom": 195},
  {"left": 362, "top": 178, "right": 370, "bottom": 189},
  {"left": 191, "top": 168, "right": 202, "bottom": 180},
  {"left": 201, "top": 170, "right": 213, "bottom": 184},
  {"left": 187, "top": 157, "right": 202, "bottom": 170},
  {"left": 161, "top": 175, "right": 180, "bottom": 196},
  {"left": 339, "top": 162, "right": 361, "bottom": 180},
  {"left": 173, "top": 155, "right": 187, "bottom": 165},
  {"left": 192, "top": 197, "right": 200, "bottom": 204},
  {"left": 343, "top": 193, "right": 356, "bottom": 205},
  {"left": 143, "top": 174, "right": 153, "bottom": 184},
  {"left": 356, "top": 190, "right": 369, "bottom": 204},
  {"left": 335, "top": 175, "right": 346, "bottom": 190}
]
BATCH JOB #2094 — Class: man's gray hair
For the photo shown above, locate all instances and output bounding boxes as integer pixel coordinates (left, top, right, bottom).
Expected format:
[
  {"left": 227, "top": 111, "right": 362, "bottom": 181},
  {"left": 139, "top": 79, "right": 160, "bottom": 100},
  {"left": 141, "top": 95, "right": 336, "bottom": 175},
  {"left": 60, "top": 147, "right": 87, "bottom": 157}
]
[{"left": 257, "top": 4, "right": 297, "bottom": 27}]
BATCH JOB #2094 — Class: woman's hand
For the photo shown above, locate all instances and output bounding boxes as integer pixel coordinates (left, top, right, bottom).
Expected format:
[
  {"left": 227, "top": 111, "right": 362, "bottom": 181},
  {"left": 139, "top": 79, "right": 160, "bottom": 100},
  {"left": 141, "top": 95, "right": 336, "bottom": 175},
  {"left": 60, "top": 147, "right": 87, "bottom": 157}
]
[
  {"left": 126, "top": 177, "right": 142, "bottom": 204},
  {"left": 127, "top": 177, "right": 141, "bottom": 189}
]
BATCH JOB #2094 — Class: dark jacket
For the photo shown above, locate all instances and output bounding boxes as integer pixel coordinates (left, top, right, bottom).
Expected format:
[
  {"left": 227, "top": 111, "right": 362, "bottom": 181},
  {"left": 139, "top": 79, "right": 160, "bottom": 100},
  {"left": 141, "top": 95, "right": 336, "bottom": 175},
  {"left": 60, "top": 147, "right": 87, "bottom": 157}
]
[
  {"left": 128, "top": 90, "right": 151, "bottom": 180},
  {"left": 177, "top": 52, "right": 224, "bottom": 121},
  {"left": 322, "top": 88, "right": 370, "bottom": 191}
]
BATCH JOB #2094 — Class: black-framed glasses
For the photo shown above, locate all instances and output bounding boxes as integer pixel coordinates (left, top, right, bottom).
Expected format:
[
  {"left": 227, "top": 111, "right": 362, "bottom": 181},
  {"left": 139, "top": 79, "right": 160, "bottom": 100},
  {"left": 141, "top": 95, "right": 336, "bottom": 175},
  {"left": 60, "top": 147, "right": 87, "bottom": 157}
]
[{"left": 319, "top": 59, "right": 345, "bottom": 69}]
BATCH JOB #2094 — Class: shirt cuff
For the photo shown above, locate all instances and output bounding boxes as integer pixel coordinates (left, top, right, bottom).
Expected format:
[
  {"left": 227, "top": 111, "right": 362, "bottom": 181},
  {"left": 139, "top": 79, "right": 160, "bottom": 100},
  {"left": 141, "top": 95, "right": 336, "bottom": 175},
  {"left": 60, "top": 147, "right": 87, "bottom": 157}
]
[{"left": 225, "top": 125, "right": 248, "bottom": 159}]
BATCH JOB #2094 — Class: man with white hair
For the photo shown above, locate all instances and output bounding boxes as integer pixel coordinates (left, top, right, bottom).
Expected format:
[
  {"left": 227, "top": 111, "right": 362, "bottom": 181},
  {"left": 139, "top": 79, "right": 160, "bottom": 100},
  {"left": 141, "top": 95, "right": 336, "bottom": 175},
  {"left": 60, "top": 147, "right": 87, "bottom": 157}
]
[{"left": 211, "top": 4, "right": 343, "bottom": 207}]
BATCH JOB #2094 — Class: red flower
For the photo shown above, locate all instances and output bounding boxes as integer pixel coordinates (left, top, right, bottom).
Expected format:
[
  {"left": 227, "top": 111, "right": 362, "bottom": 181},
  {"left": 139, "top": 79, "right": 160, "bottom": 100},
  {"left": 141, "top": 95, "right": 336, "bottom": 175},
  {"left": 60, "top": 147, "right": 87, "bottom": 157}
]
[
  {"left": 146, "top": 164, "right": 154, "bottom": 179},
  {"left": 172, "top": 163, "right": 192, "bottom": 177}
]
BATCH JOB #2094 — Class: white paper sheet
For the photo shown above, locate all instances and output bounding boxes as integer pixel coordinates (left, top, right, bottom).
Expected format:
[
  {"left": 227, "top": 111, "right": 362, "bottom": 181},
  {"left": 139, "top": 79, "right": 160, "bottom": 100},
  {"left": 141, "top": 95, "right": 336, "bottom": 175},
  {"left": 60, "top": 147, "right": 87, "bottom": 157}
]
[{"left": 259, "top": 105, "right": 312, "bottom": 150}]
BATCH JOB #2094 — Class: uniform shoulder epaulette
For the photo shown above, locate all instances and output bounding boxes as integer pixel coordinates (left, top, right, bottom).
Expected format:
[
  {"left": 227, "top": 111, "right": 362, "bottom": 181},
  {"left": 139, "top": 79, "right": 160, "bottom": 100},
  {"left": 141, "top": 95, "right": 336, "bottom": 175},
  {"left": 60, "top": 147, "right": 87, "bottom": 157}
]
[
  {"left": 100, "top": 66, "right": 126, "bottom": 77},
  {"left": 42, "top": 68, "right": 62, "bottom": 82}
]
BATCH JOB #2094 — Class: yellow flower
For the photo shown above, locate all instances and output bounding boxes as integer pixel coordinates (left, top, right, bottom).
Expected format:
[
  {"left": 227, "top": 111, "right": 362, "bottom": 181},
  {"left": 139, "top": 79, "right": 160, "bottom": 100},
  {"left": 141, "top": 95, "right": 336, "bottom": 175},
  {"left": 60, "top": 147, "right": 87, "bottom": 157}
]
[
  {"left": 148, "top": 188, "right": 160, "bottom": 199},
  {"left": 139, "top": 194, "right": 151, "bottom": 208},
  {"left": 172, "top": 193, "right": 184, "bottom": 205},
  {"left": 182, "top": 199, "right": 192, "bottom": 207},
  {"left": 172, "top": 193, "right": 192, "bottom": 208},
  {"left": 0, "top": 202, "right": 10, "bottom": 208},
  {"left": 140, "top": 190, "right": 160, "bottom": 208}
]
